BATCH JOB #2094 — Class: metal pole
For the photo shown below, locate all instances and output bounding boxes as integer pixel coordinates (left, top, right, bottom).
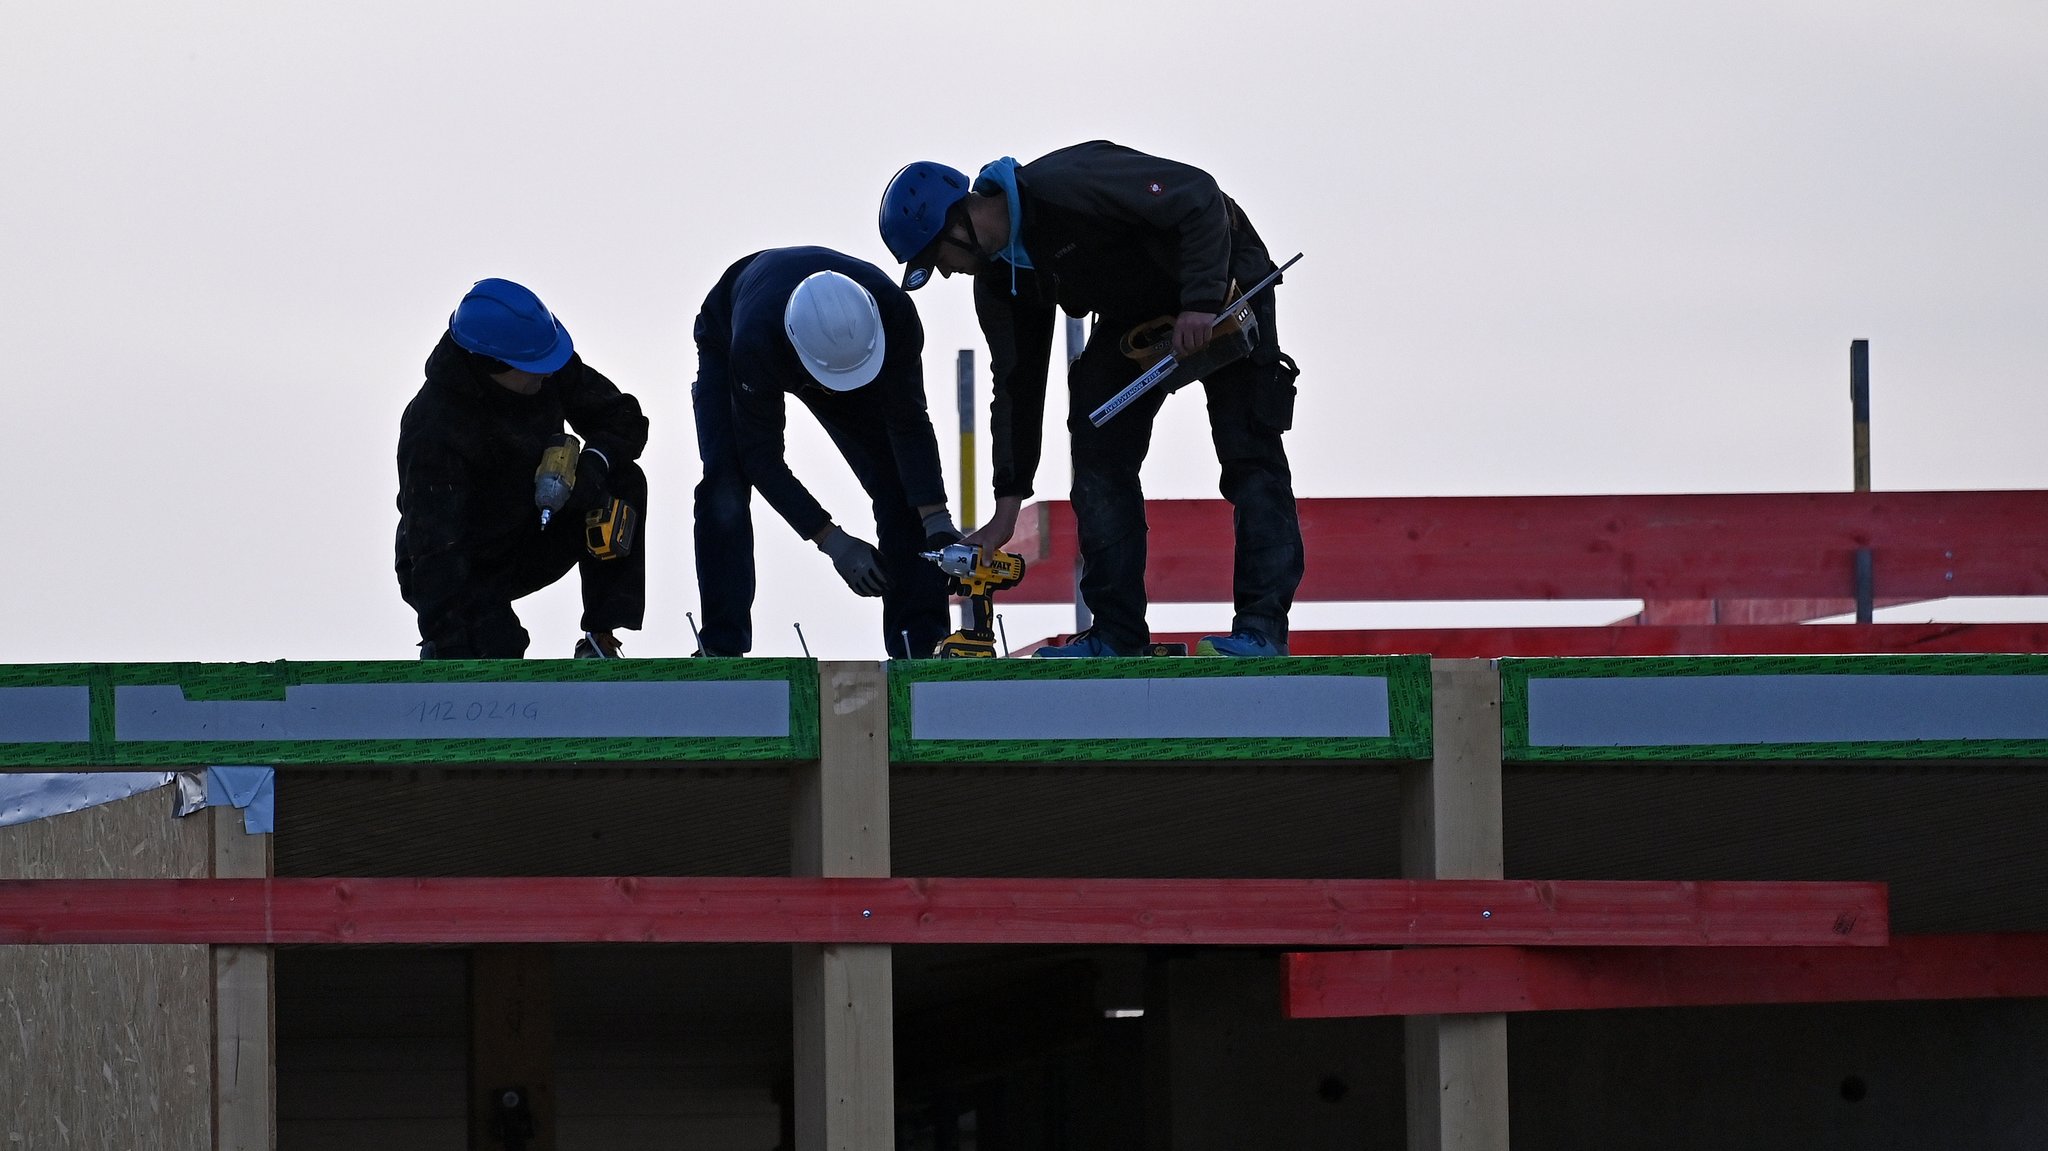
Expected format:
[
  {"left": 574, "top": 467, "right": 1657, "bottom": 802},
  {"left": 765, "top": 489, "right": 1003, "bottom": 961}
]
[
  {"left": 955, "top": 350, "right": 975, "bottom": 530},
  {"left": 1064, "top": 317, "right": 1092, "bottom": 633},
  {"left": 1851, "top": 339, "right": 1873, "bottom": 623}
]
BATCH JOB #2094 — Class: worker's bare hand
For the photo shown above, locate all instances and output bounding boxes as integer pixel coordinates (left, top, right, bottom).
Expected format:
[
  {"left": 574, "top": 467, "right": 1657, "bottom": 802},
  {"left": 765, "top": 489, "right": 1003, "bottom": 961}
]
[
  {"left": 961, "top": 495, "right": 1023, "bottom": 553},
  {"left": 1171, "top": 310, "right": 1218, "bottom": 358}
]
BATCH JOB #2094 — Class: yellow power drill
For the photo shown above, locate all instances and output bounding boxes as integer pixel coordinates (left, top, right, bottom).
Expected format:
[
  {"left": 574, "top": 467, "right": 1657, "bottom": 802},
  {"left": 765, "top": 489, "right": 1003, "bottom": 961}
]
[
  {"left": 921, "top": 543, "right": 1027, "bottom": 658},
  {"left": 533, "top": 433, "right": 581, "bottom": 527},
  {"left": 534, "top": 432, "right": 637, "bottom": 561}
]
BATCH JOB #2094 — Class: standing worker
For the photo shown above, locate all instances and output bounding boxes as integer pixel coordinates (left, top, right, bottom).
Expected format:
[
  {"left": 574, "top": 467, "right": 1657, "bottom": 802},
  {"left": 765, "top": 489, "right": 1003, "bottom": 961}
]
[
  {"left": 396, "top": 278, "right": 650, "bottom": 659},
  {"left": 690, "top": 246, "right": 960, "bottom": 659},
  {"left": 879, "top": 141, "right": 1304, "bottom": 657}
]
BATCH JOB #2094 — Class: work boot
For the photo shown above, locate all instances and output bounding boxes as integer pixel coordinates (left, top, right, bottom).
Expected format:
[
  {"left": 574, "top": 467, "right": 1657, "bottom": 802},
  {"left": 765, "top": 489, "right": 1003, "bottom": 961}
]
[
  {"left": 1195, "top": 628, "right": 1288, "bottom": 657},
  {"left": 1032, "top": 630, "right": 1135, "bottom": 658},
  {"left": 689, "top": 647, "right": 740, "bottom": 658},
  {"left": 573, "top": 630, "right": 624, "bottom": 659}
]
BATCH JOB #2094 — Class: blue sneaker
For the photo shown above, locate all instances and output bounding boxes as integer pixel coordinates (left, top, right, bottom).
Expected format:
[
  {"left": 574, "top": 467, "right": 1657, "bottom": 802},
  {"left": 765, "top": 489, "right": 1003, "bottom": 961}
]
[
  {"left": 1032, "top": 631, "right": 1134, "bottom": 658},
  {"left": 1195, "top": 628, "right": 1288, "bottom": 657}
]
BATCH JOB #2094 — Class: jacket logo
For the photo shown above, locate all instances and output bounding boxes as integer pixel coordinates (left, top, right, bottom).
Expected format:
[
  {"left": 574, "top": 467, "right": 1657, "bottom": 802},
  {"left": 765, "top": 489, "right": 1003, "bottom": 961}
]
[
  {"left": 1052, "top": 242, "right": 1077, "bottom": 258},
  {"left": 1147, "top": 181, "right": 1164, "bottom": 195}
]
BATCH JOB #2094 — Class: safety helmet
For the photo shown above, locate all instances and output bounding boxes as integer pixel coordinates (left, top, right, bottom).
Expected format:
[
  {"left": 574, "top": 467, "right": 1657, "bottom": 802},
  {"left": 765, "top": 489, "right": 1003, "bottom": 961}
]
[
  {"left": 449, "top": 278, "right": 575, "bottom": 374},
  {"left": 784, "top": 271, "right": 885, "bottom": 391},
  {"left": 878, "top": 161, "right": 970, "bottom": 290}
]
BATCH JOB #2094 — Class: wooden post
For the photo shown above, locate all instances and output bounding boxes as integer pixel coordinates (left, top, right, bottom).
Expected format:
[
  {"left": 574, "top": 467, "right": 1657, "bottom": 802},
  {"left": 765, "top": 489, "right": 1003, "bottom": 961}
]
[
  {"left": 212, "top": 804, "right": 276, "bottom": 1151},
  {"left": 1401, "top": 660, "right": 1509, "bottom": 1151},
  {"left": 469, "top": 946, "right": 554, "bottom": 1150},
  {"left": 793, "top": 661, "right": 895, "bottom": 1150}
]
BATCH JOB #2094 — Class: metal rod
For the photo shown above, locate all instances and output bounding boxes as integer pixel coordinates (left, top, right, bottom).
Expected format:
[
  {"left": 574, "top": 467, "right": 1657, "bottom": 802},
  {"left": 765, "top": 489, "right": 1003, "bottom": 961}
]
[
  {"left": 1852, "top": 339, "right": 1873, "bottom": 622},
  {"left": 793, "top": 623, "right": 810, "bottom": 658},
  {"left": 956, "top": 349, "right": 975, "bottom": 529}
]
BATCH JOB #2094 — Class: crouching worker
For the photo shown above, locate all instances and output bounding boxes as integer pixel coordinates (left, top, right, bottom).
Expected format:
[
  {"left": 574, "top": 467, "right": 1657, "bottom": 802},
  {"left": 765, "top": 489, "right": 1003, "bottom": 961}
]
[
  {"left": 691, "top": 246, "right": 958, "bottom": 659},
  {"left": 396, "top": 278, "right": 650, "bottom": 659}
]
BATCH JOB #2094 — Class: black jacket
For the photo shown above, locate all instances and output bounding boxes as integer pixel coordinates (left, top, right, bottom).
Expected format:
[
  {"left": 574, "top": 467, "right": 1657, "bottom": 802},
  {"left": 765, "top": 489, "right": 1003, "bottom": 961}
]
[
  {"left": 695, "top": 246, "right": 946, "bottom": 540},
  {"left": 974, "top": 140, "right": 1277, "bottom": 498},
  {"left": 395, "top": 333, "right": 648, "bottom": 638}
]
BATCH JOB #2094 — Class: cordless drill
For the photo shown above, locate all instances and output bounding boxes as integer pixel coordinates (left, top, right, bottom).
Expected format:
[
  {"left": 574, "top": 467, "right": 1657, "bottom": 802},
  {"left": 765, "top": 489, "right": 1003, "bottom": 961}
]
[
  {"left": 535, "top": 431, "right": 637, "bottom": 560},
  {"left": 921, "top": 543, "right": 1027, "bottom": 658},
  {"left": 533, "top": 433, "right": 581, "bottom": 527}
]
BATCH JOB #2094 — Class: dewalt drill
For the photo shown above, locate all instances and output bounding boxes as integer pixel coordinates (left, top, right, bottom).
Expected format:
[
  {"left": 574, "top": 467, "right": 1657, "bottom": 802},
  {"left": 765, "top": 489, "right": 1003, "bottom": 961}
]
[
  {"left": 921, "top": 543, "right": 1027, "bottom": 658},
  {"left": 533, "top": 431, "right": 638, "bottom": 561}
]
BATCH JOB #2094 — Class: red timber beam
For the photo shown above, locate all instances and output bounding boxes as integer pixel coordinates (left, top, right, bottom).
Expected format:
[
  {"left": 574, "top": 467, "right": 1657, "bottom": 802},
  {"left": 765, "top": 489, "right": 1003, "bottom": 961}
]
[
  {"left": 1283, "top": 934, "right": 2048, "bottom": 1019},
  {"left": 1101, "top": 623, "right": 2048, "bottom": 658},
  {"left": 0, "top": 877, "right": 1885, "bottom": 948},
  {"left": 1003, "top": 491, "right": 2048, "bottom": 605}
]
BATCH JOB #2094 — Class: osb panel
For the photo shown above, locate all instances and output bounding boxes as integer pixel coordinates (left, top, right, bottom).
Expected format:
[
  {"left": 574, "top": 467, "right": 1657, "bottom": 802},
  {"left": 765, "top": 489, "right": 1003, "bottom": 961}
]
[{"left": 1, "top": 786, "right": 213, "bottom": 1148}]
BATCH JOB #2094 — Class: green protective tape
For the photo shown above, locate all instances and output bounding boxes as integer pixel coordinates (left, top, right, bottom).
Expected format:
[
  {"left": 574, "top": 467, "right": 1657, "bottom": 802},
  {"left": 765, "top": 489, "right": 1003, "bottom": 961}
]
[
  {"left": 887, "top": 655, "right": 1432, "bottom": 764},
  {"left": 0, "top": 659, "right": 819, "bottom": 766},
  {"left": 1501, "top": 653, "right": 2048, "bottom": 763}
]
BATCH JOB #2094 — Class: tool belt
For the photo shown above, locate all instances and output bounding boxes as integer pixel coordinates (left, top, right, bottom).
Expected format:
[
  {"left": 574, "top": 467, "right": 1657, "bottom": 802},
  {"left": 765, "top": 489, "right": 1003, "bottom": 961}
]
[{"left": 1116, "top": 285, "right": 1259, "bottom": 394}]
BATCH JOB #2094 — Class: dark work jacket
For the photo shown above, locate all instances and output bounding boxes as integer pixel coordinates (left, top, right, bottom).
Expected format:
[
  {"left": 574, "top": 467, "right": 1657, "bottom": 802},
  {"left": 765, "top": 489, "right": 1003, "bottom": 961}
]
[
  {"left": 974, "top": 140, "right": 1277, "bottom": 499},
  {"left": 395, "top": 333, "right": 649, "bottom": 638},
  {"left": 694, "top": 246, "right": 947, "bottom": 540}
]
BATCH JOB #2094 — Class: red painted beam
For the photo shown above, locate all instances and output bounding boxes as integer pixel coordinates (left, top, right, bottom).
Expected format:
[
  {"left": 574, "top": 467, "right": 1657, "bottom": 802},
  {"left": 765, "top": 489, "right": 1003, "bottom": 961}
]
[
  {"left": 0, "top": 877, "right": 1885, "bottom": 947},
  {"left": 1003, "top": 492, "right": 2048, "bottom": 604},
  {"left": 1283, "top": 933, "right": 2048, "bottom": 1018},
  {"left": 1039, "top": 623, "right": 2048, "bottom": 658}
]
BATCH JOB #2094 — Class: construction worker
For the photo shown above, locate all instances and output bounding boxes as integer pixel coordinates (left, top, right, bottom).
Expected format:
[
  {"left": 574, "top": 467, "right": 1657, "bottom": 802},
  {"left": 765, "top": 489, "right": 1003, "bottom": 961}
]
[
  {"left": 396, "top": 278, "right": 649, "bottom": 659},
  {"left": 880, "top": 142, "right": 1304, "bottom": 657},
  {"left": 690, "top": 246, "right": 960, "bottom": 659}
]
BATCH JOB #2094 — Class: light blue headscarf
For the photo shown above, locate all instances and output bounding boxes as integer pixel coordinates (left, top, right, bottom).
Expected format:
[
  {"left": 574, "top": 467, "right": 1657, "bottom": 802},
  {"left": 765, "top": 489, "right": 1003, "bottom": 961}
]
[{"left": 975, "top": 157, "right": 1032, "bottom": 295}]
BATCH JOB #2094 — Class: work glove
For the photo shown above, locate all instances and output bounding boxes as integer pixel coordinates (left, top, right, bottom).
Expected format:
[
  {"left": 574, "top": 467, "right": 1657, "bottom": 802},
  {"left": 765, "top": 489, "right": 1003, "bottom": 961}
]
[
  {"left": 920, "top": 509, "right": 962, "bottom": 552},
  {"left": 563, "top": 448, "right": 611, "bottom": 513},
  {"left": 818, "top": 526, "right": 890, "bottom": 597}
]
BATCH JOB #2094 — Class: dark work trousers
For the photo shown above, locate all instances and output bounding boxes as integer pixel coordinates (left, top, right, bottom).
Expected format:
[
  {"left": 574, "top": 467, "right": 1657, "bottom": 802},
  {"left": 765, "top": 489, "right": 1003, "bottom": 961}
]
[
  {"left": 404, "top": 460, "right": 649, "bottom": 659},
  {"left": 693, "top": 390, "right": 952, "bottom": 660},
  {"left": 1068, "top": 291, "right": 1303, "bottom": 653}
]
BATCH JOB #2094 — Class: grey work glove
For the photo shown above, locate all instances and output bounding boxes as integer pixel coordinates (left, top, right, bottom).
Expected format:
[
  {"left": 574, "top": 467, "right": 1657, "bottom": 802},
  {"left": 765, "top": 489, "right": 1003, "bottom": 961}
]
[
  {"left": 920, "top": 509, "right": 962, "bottom": 551},
  {"left": 818, "top": 525, "right": 890, "bottom": 597}
]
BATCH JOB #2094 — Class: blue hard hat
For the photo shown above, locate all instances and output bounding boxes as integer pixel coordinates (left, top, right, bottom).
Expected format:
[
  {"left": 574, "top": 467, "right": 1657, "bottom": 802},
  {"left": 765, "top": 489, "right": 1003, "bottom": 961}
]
[
  {"left": 878, "top": 161, "right": 970, "bottom": 290},
  {"left": 449, "top": 278, "right": 575, "bottom": 373}
]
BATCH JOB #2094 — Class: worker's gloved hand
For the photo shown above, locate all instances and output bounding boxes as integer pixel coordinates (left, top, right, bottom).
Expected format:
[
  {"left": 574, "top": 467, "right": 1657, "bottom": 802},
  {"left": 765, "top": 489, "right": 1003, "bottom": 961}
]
[
  {"left": 920, "top": 509, "right": 962, "bottom": 551},
  {"left": 564, "top": 449, "right": 610, "bottom": 513},
  {"left": 818, "top": 526, "right": 890, "bottom": 596}
]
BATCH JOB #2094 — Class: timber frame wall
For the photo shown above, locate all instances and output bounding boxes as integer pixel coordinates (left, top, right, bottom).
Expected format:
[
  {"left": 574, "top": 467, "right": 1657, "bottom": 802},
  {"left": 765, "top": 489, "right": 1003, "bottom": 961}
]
[{"left": 6, "top": 652, "right": 2048, "bottom": 1148}]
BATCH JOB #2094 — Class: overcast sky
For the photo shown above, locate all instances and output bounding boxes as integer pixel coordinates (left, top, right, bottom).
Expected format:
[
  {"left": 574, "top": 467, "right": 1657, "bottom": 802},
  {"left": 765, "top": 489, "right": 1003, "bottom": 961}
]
[{"left": 3, "top": 1, "right": 2043, "bottom": 663}]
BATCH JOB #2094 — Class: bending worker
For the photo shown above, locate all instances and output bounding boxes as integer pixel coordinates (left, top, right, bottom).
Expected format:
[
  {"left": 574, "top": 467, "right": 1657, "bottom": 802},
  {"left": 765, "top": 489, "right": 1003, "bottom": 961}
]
[
  {"left": 690, "top": 246, "right": 960, "bottom": 659},
  {"left": 879, "top": 140, "right": 1304, "bottom": 657},
  {"left": 395, "top": 278, "right": 649, "bottom": 659}
]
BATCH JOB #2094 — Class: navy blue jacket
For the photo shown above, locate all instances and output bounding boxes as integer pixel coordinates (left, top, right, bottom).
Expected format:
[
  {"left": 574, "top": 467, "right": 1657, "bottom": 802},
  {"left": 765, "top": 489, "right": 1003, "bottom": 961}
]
[{"left": 694, "top": 247, "right": 946, "bottom": 539}]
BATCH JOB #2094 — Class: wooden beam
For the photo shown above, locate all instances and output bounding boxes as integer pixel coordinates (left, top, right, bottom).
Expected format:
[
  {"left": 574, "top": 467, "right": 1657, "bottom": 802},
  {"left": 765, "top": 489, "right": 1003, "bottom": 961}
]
[
  {"left": 1003, "top": 492, "right": 2048, "bottom": 604},
  {"left": 1087, "top": 623, "right": 2048, "bottom": 658},
  {"left": 0, "top": 877, "right": 1886, "bottom": 948},
  {"left": 1284, "top": 933, "right": 2048, "bottom": 1019},
  {"left": 211, "top": 806, "right": 274, "bottom": 1151}
]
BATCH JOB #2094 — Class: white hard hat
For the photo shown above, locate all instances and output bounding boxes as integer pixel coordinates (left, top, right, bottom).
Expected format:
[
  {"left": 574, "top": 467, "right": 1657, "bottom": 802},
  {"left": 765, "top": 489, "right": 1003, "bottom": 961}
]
[{"left": 784, "top": 271, "right": 886, "bottom": 391}]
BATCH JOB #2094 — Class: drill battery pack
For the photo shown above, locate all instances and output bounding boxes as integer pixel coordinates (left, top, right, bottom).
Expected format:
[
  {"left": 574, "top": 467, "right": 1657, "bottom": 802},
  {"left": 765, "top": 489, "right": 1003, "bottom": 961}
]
[{"left": 584, "top": 497, "right": 638, "bottom": 561}]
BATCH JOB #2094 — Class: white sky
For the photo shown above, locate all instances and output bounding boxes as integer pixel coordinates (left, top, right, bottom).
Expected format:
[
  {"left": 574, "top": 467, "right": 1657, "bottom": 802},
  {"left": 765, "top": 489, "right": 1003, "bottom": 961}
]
[{"left": 3, "top": 1, "right": 2044, "bottom": 662}]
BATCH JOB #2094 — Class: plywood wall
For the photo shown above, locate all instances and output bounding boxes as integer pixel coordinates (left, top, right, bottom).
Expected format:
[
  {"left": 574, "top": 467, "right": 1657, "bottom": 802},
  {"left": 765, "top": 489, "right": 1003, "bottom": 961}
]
[{"left": 1, "top": 785, "right": 214, "bottom": 1149}]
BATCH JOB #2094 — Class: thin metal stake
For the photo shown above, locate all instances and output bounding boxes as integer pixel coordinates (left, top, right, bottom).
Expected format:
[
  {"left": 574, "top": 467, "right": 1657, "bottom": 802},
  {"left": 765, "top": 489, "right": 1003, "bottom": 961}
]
[
  {"left": 900, "top": 629, "right": 913, "bottom": 660},
  {"left": 1851, "top": 339, "right": 1874, "bottom": 623},
  {"left": 996, "top": 613, "right": 1010, "bottom": 657},
  {"left": 793, "top": 623, "right": 811, "bottom": 658}
]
